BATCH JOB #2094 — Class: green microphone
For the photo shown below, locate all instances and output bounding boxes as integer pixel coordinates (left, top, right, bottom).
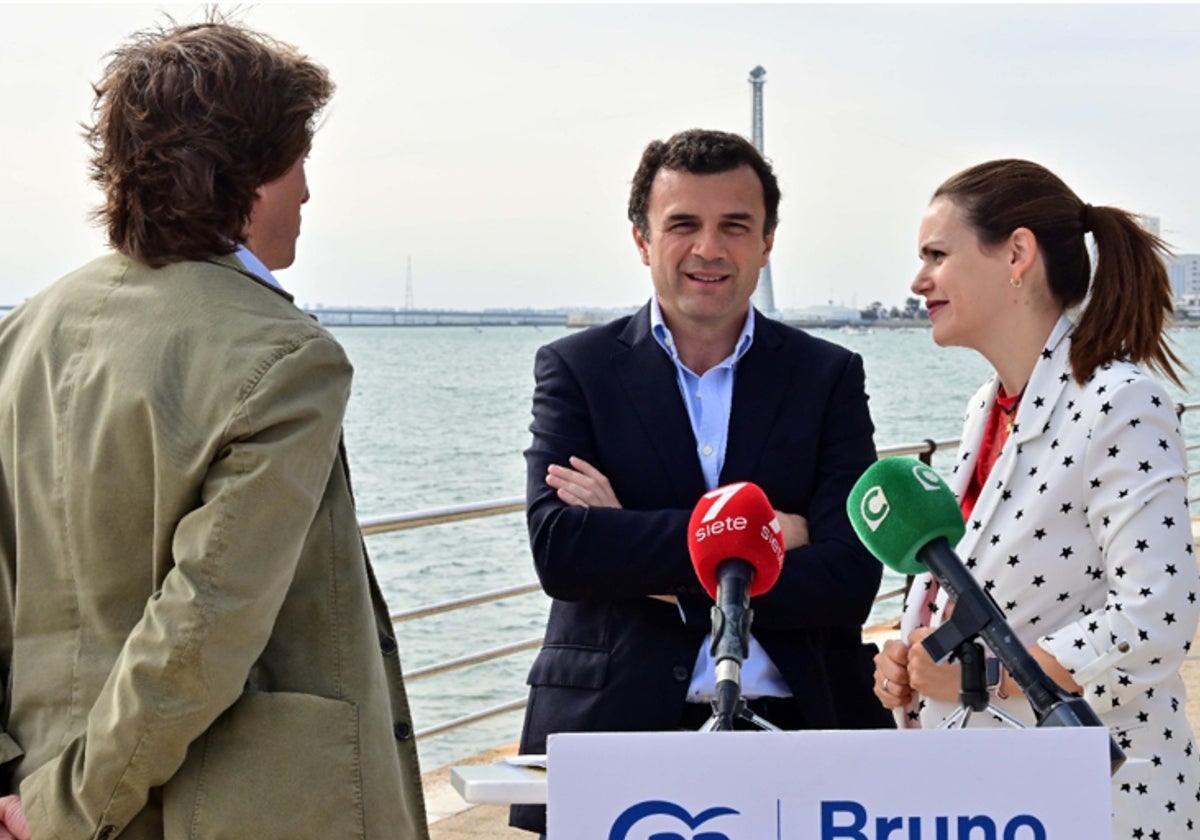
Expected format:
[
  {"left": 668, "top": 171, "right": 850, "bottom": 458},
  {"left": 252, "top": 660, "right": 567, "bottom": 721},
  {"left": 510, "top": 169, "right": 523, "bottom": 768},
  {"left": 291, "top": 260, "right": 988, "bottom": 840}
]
[
  {"left": 846, "top": 456, "right": 1125, "bottom": 773},
  {"left": 846, "top": 456, "right": 965, "bottom": 576}
]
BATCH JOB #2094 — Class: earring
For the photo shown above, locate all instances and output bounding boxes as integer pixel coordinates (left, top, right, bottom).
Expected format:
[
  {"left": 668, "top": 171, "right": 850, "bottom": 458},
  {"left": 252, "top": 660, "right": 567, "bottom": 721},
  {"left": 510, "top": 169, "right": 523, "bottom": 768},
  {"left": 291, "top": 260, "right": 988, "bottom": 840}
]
[{"left": 1010, "top": 276, "right": 1023, "bottom": 289}]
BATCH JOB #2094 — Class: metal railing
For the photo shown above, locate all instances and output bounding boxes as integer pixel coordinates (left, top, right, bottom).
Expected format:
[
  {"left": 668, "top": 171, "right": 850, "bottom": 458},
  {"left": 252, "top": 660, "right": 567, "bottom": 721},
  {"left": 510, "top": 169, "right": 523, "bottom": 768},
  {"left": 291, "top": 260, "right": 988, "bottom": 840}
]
[{"left": 381, "top": 403, "right": 1200, "bottom": 745}]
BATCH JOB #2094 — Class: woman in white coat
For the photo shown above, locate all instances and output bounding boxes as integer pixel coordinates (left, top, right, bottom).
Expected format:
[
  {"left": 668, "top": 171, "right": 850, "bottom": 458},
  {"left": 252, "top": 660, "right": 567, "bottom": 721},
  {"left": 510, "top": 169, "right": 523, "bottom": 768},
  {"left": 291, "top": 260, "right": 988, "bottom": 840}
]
[{"left": 876, "top": 159, "right": 1200, "bottom": 839}]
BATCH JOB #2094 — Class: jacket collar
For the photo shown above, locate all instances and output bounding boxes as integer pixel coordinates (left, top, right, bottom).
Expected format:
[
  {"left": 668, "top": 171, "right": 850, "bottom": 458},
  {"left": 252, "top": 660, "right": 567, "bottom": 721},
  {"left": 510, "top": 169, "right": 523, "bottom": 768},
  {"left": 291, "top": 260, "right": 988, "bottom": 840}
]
[
  {"left": 952, "top": 313, "right": 1075, "bottom": 547},
  {"left": 205, "top": 253, "right": 296, "bottom": 303},
  {"left": 612, "top": 302, "right": 788, "bottom": 498},
  {"left": 1009, "top": 314, "right": 1075, "bottom": 446}
]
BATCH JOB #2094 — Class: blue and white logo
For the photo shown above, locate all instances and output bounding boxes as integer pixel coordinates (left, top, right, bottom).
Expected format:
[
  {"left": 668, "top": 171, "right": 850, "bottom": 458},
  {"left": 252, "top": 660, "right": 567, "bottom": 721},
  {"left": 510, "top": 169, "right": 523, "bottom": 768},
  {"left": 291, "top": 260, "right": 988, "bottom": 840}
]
[{"left": 608, "top": 800, "right": 740, "bottom": 840}]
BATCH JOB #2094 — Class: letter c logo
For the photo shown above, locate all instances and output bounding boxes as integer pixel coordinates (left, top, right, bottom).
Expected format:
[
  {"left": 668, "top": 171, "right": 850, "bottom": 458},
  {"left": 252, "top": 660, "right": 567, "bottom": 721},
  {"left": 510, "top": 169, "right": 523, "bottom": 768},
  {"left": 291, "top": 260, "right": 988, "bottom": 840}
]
[
  {"left": 913, "top": 463, "right": 943, "bottom": 492},
  {"left": 861, "top": 486, "right": 889, "bottom": 532}
]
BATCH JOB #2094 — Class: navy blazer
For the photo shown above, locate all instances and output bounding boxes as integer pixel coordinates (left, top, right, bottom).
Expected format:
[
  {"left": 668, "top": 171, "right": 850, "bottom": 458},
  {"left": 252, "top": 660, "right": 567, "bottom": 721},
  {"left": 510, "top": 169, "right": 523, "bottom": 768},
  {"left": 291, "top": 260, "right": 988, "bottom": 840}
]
[{"left": 512, "top": 305, "right": 887, "bottom": 833}]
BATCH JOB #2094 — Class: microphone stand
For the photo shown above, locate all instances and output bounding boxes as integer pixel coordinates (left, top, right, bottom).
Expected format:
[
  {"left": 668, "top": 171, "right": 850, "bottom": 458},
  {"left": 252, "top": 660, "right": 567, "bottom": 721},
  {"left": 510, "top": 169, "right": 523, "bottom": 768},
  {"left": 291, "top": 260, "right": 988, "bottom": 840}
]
[
  {"left": 698, "top": 559, "right": 780, "bottom": 733},
  {"left": 698, "top": 696, "right": 780, "bottom": 733},
  {"left": 937, "top": 638, "right": 1026, "bottom": 731},
  {"left": 923, "top": 588, "right": 1125, "bottom": 774}
]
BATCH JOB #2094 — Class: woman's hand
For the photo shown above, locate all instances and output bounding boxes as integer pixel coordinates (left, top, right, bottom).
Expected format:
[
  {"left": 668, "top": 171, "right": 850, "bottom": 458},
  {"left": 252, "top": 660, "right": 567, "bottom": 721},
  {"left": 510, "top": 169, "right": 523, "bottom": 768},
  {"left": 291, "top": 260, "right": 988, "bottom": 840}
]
[
  {"left": 905, "top": 626, "right": 962, "bottom": 703},
  {"left": 874, "top": 639, "right": 913, "bottom": 709}
]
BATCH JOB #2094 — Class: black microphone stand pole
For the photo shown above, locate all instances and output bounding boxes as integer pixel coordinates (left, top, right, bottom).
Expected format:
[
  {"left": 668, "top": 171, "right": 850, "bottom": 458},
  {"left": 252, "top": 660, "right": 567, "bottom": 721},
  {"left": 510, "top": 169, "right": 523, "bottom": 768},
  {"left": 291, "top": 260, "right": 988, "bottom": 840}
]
[
  {"left": 938, "top": 638, "right": 1026, "bottom": 730},
  {"left": 700, "top": 559, "right": 779, "bottom": 733}
]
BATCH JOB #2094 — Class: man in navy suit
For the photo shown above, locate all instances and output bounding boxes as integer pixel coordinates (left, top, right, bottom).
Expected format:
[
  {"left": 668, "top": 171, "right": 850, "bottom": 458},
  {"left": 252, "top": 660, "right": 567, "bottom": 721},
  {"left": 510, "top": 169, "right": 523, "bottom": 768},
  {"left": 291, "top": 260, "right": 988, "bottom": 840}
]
[{"left": 511, "top": 128, "right": 888, "bottom": 835}]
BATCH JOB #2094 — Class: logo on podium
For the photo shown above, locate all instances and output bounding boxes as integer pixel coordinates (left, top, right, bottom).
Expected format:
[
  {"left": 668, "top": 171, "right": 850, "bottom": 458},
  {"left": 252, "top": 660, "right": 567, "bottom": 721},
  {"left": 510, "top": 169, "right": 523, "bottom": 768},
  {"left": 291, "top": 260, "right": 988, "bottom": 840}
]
[{"left": 608, "top": 800, "right": 738, "bottom": 840}]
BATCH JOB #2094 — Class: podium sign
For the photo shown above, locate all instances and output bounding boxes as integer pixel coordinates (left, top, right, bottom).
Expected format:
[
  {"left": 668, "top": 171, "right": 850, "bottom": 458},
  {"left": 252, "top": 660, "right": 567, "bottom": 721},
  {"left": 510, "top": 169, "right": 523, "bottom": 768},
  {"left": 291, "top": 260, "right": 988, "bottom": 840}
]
[{"left": 547, "top": 728, "right": 1110, "bottom": 839}]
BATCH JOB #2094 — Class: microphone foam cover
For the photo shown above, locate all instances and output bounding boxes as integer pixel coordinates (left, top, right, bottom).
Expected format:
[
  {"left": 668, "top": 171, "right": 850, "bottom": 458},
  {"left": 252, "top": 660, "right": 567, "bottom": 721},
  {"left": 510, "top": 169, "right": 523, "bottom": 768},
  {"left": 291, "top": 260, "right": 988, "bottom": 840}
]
[
  {"left": 846, "top": 457, "right": 966, "bottom": 576},
  {"left": 687, "top": 481, "right": 785, "bottom": 600}
]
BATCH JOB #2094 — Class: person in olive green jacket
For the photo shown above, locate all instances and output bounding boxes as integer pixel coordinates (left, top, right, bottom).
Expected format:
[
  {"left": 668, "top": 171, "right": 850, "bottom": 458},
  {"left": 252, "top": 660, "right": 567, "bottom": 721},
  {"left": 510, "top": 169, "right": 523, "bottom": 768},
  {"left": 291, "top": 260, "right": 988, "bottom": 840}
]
[{"left": 0, "top": 19, "right": 429, "bottom": 840}]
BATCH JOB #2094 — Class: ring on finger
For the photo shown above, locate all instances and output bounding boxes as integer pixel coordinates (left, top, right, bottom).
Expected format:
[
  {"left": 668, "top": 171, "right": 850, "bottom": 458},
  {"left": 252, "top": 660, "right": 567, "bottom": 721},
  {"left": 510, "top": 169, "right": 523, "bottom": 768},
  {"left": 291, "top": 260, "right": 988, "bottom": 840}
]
[{"left": 882, "top": 677, "right": 890, "bottom": 694}]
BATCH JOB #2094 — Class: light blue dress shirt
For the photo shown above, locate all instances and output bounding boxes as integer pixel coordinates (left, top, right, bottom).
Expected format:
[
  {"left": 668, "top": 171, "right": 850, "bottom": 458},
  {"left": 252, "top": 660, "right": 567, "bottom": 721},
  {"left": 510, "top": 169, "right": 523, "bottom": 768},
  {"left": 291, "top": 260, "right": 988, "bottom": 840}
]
[
  {"left": 649, "top": 298, "right": 791, "bottom": 701},
  {"left": 234, "top": 244, "right": 282, "bottom": 290}
]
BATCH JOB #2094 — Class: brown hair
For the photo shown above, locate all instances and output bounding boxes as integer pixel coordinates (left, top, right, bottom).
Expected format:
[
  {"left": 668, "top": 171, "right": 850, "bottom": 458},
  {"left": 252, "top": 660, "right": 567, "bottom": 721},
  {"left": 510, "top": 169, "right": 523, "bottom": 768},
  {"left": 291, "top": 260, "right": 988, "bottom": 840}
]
[
  {"left": 934, "top": 159, "right": 1184, "bottom": 387},
  {"left": 85, "top": 18, "right": 334, "bottom": 266},
  {"left": 628, "top": 128, "right": 781, "bottom": 239}
]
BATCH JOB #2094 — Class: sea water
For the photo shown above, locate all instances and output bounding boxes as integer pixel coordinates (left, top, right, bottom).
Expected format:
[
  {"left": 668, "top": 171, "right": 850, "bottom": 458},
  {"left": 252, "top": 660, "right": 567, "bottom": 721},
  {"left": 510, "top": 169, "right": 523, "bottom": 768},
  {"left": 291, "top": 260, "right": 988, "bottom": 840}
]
[{"left": 332, "top": 324, "right": 1200, "bottom": 771}]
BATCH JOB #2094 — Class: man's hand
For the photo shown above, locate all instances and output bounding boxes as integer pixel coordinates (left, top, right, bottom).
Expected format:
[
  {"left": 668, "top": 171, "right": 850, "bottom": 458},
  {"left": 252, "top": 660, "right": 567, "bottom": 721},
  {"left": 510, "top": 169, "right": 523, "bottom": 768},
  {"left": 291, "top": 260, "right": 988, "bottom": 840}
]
[
  {"left": 0, "top": 795, "right": 30, "bottom": 840},
  {"left": 546, "top": 456, "right": 622, "bottom": 508},
  {"left": 773, "top": 511, "right": 809, "bottom": 551}
]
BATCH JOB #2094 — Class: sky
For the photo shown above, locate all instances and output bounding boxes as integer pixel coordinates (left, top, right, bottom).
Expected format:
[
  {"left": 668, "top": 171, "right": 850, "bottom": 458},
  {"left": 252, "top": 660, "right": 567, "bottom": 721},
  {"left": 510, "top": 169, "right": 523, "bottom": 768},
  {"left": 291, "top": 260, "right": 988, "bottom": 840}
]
[{"left": 2, "top": 3, "right": 1198, "bottom": 313}]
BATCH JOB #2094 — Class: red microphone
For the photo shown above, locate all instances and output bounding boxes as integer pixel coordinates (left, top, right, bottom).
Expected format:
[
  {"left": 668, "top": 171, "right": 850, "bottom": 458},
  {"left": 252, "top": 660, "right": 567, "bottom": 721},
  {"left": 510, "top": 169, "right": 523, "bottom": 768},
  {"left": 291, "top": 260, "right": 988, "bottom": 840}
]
[
  {"left": 687, "top": 481, "right": 785, "bottom": 600},
  {"left": 686, "top": 482, "right": 786, "bottom": 730}
]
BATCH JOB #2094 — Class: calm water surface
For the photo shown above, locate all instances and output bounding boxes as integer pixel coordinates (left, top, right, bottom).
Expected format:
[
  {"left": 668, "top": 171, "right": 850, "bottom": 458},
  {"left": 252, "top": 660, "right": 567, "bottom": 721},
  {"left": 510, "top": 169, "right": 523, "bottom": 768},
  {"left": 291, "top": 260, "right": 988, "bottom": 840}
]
[{"left": 333, "top": 323, "right": 1200, "bottom": 770}]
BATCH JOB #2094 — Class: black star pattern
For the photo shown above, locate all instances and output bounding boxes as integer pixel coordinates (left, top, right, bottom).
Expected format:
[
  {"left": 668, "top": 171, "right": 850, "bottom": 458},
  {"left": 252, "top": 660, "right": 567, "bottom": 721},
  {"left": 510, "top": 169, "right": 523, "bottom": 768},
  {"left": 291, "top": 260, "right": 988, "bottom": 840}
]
[{"left": 908, "top": 352, "right": 1200, "bottom": 837}]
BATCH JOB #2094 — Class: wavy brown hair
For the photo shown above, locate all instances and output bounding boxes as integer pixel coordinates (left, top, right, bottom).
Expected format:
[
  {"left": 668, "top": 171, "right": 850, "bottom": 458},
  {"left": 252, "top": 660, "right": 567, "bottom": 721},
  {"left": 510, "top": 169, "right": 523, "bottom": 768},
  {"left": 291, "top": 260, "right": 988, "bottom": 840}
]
[
  {"left": 85, "top": 18, "right": 334, "bottom": 266},
  {"left": 628, "top": 128, "right": 781, "bottom": 239},
  {"left": 935, "top": 159, "right": 1184, "bottom": 387}
]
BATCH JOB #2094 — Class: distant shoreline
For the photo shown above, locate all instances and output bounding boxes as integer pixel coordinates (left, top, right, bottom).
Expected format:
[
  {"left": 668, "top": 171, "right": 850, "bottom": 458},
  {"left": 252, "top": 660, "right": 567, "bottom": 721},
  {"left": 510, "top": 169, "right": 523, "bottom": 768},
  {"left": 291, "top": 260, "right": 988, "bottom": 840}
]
[{"left": 5, "top": 305, "right": 1200, "bottom": 330}]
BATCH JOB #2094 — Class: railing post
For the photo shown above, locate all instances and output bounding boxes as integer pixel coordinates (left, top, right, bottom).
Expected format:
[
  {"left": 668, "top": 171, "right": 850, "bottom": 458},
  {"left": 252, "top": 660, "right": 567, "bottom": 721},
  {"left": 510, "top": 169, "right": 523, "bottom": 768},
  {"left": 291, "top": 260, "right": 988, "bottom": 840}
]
[{"left": 919, "top": 438, "right": 938, "bottom": 466}]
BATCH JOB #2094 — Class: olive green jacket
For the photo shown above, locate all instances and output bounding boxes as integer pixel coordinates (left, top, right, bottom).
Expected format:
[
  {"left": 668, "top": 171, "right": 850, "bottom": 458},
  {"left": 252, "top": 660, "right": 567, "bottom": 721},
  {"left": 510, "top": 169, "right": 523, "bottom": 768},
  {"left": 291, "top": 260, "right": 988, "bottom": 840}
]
[{"left": 0, "top": 253, "right": 429, "bottom": 839}]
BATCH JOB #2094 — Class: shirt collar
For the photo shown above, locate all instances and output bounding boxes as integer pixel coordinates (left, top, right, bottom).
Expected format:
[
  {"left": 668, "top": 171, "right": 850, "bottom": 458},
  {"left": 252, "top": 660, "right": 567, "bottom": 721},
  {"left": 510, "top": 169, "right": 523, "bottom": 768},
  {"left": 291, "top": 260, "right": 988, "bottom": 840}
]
[
  {"left": 649, "top": 297, "right": 755, "bottom": 368},
  {"left": 234, "top": 244, "right": 283, "bottom": 290}
]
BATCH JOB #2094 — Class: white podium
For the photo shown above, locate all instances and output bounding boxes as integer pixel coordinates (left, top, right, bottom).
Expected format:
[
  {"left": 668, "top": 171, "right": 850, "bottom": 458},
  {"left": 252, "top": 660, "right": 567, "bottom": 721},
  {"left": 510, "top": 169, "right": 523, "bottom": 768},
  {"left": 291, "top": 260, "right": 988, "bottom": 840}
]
[
  {"left": 450, "top": 757, "right": 547, "bottom": 805},
  {"left": 452, "top": 729, "right": 1113, "bottom": 839}
]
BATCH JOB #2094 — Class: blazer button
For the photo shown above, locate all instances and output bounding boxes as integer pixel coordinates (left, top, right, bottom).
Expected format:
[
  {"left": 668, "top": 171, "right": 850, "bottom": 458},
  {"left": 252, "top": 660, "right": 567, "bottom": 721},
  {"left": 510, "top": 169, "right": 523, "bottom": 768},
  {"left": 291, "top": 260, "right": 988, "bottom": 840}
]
[
  {"left": 98, "top": 827, "right": 116, "bottom": 840},
  {"left": 672, "top": 665, "right": 690, "bottom": 682},
  {"left": 379, "top": 634, "right": 398, "bottom": 655},
  {"left": 393, "top": 720, "right": 412, "bottom": 740}
]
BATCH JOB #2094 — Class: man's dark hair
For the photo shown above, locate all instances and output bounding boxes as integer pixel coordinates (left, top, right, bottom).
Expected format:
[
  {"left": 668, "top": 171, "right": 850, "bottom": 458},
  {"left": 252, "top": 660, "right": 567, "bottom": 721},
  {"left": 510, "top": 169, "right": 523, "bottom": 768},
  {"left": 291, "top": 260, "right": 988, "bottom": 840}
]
[
  {"left": 627, "top": 128, "right": 781, "bottom": 238},
  {"left": 85, "top": 18, "right": 334, "bottom": 266}
]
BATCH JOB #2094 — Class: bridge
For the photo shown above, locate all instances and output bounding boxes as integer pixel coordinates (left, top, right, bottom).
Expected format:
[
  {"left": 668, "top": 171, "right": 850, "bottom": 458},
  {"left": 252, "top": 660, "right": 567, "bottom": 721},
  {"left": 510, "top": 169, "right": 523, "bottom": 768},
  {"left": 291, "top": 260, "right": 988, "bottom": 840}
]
[{"left": 305, "top": 307, "right": 570, "bottom": 327}]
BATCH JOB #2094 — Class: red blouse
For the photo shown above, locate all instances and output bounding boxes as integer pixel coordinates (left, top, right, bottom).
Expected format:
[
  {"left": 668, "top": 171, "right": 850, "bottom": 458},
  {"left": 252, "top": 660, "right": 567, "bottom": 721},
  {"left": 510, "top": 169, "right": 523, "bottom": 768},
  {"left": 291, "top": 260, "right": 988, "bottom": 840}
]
[{"left": 960, "top": 386, "right": 1022, "bottom": 523}]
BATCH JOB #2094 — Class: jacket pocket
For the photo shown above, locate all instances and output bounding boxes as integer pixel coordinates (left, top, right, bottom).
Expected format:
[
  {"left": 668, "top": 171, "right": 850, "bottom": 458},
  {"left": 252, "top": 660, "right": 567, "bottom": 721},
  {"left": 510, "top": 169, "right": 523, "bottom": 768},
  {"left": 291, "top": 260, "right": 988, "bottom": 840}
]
[
  {"left": 163, "top": 691, "right": 364, "bottom": 839},
  {"left": 527, "top": 644, "right": 608, "bottom": 690}
]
